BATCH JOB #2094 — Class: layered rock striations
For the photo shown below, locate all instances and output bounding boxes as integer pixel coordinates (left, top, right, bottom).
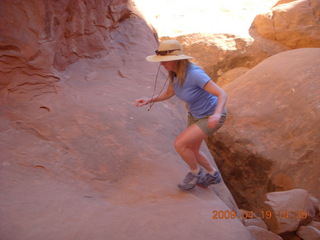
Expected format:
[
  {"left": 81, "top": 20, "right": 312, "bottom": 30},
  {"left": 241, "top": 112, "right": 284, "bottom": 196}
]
[{"left": 0, "top": 0, "right": 133, "bottom": 98}]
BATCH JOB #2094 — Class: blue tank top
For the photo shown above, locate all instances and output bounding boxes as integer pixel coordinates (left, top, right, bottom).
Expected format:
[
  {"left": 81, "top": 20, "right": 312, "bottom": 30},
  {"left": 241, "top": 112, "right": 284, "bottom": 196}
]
[{"left": 173, "top": 64, "right": 218, "bottom": 119}]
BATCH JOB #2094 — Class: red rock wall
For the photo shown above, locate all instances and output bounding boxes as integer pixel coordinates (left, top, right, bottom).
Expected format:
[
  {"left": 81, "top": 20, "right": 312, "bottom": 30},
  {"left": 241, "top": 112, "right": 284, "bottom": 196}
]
[{"left": 0, "top": 0, "right": 132, "bottom": 94}]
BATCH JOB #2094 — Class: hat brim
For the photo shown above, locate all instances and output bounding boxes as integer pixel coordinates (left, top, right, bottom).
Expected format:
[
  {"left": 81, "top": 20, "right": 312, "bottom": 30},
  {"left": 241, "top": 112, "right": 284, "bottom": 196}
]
[{"left": 146, "top": 54, "right": 193, "bottom": 62}]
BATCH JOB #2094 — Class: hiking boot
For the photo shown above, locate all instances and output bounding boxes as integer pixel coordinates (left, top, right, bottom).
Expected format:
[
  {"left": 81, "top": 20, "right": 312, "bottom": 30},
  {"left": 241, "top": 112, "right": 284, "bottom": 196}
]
[
  {"left": 197, "top": 171, "right": 222, "bottom": 188},
  {"left": 178, "top": 172, "right": 201, "bottom": 190}
]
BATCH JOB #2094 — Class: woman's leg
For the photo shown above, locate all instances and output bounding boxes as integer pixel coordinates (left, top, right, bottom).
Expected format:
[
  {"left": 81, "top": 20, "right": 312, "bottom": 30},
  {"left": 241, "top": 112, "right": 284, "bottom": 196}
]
[
  {"left": 190, "top": 141, "right": 217, "bottom": 173},
  {"left": 174, "top": 123, "right": 209, "bottom": 172},
  {"left": 175, "top": 123, "right": 222, "bottom": 190},
  {"left": 189, "top": 136, "right": 222, "bottom": 187}
]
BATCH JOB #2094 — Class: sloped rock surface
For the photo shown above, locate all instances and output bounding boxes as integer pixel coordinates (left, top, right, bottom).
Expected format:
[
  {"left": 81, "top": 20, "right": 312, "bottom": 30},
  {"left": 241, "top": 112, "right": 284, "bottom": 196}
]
[
  {"left": 0, "top": 1, "right": 253, "bottom": 239},
  {"left": 207, "top": 48, "right": 320, "bottom": 211}
]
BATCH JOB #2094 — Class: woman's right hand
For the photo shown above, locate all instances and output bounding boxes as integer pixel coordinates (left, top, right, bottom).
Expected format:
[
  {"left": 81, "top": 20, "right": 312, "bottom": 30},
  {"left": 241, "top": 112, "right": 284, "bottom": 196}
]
[{"left": 134, "top": 98, "right": 151, "bottom": 107}]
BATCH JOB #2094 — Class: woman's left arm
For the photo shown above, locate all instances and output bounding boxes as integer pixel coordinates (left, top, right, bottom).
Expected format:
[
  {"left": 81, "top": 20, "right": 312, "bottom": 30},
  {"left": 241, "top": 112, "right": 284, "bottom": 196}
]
[{"left": 203, "top": 80, "right": 227, "bottom": 128}]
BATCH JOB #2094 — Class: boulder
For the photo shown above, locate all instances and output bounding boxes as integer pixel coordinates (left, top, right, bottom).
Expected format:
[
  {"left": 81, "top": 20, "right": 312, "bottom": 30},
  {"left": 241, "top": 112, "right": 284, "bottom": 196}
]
[
  {"left": 309, "top": 221, "right": 320, "bottom": 230},
  {"left": 311, "top": 196, "right": 320, "bottom": 210},
  {"left": 243, "top": 217, "right": 268, "bottom": 230},
  {"left": 297, "top": 225, "right": 320, "bottom": 240},
  {"left": 263, "top": 189, "right": 316, "bottom": 234},
  {"left": 250, "top": 0, "right": 320, "bottom": 48},
  {"left": 163, "top": 33, "right": 288, "bottom": 83},
  {"left": 206, "top": 48, "right": 320, "bottom": 211},
  {"left": 247, "top": 226, "right": 283, "bottom": 240}
]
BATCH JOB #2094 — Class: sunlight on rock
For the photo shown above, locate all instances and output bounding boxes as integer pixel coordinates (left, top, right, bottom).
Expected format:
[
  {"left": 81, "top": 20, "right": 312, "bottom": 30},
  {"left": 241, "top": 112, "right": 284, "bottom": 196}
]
[{"left": 133, "top": 0, "right": 279, "bottom": 37}]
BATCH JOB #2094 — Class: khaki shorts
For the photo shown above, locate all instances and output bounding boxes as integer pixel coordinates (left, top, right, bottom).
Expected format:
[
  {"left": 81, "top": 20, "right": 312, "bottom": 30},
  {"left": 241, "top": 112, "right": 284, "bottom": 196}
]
[{"left": 187, "top": 111, "right": 227, "bottom": 136}]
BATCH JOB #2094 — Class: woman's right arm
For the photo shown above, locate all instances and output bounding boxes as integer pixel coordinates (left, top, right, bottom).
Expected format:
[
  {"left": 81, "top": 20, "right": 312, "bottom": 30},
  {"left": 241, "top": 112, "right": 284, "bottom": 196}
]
[{"left": 134, "top": 83, "right": 175, "bottom": 107}]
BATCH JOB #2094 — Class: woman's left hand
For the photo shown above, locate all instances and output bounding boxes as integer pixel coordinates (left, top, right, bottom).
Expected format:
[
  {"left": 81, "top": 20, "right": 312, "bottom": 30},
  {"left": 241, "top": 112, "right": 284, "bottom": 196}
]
[{"left": 208, "top": 113, "right": 221, "bottom": 128}]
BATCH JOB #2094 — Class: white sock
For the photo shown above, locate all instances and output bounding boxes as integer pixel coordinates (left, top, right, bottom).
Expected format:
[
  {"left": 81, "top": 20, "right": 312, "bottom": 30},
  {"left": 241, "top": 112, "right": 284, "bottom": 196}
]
[{"left": 191, "top": 168, "right": 200, "bottom": 175}]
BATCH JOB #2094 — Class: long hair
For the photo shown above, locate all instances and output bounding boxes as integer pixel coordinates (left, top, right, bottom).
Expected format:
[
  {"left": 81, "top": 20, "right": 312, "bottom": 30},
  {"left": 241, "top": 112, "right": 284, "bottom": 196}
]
[{"left": 169, "top": 59, "right": 191, "bottom": 86}]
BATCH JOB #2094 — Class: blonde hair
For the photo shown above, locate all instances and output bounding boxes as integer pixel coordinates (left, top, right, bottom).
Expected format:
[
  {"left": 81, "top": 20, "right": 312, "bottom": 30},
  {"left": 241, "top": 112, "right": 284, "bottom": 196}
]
[{"left": 169, "top": 59, "right": 191, "bottom": 86}]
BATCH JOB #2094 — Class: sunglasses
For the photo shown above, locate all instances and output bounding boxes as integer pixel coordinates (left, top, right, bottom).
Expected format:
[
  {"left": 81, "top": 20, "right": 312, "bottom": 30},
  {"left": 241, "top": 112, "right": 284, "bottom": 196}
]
[{"left": 155, "top": 49, "right": 180, "bottom": 56}]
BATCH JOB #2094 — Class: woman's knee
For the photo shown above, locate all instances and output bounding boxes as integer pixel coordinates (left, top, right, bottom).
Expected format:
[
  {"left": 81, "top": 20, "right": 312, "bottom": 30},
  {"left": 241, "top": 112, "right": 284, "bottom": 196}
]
[{"left": 174, "top": 137, "right": 184, "bottom": 151}]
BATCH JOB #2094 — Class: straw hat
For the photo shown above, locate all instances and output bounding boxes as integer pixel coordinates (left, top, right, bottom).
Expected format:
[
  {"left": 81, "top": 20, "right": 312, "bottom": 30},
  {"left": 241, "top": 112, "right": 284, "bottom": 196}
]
[{"left": 146, "top": 40, "right": 193, "bottom": 62}]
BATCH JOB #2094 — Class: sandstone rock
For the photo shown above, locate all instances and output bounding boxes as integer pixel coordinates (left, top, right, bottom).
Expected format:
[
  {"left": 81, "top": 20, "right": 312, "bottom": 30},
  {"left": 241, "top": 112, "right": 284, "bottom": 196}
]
[
  {"left": 206, "top": 48, "right": 320, "bottom": 211},
  {"left": 0, "top": 1, "right": 254, "bottom": 240},
  {"left": 297, "top": 225, "right": 320, "bottom": 240},
  {"left": 308, "top": 196, "right": 320, "bottom": 219},
  {"left": 263, "top": 189, "right": 316, "bottom": 234},
  {"left": 0, "top": 0, "right": 132, "bottom": 93},
  {"left": 250, "top": 0, "right": 320, "bottom": 48},
  {"left": 273, "top": 0, "right": 298, "bottom": 6},
  {"left": 247, "top": 226, "right": 283, "bottom": 239},
  {"left": 309, "top": 221, "right": 320, "bottom": 231},
  {"left": 217, "top": 67, "right": 250, "bottom": 87},
  {"left": 164, "top": 33, "right": 288, "bottom": 84},
  {"left": 243, "top": 217, "right": 269, "bottom": 230},
  {"left": 310, "top": 196, "right": 320, "bottom": 212}
]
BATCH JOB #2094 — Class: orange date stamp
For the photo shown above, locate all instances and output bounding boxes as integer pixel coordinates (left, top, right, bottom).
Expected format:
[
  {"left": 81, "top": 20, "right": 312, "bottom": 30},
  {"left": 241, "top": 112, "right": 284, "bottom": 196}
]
[{"left": 211, "top": 210, "right": 308, "bottom": 220}]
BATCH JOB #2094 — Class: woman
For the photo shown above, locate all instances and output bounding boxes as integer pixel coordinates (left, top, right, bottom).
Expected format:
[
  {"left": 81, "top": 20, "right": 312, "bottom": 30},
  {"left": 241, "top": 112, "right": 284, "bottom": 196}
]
[{"left": 134, "top": 39, "right": 227, "bottom": 190}]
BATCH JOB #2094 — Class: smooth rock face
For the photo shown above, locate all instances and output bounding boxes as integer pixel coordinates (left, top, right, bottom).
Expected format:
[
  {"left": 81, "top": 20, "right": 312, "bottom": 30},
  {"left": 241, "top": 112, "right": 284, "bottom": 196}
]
[
  {"left": 207, "top": 48, "right": 320, "bottom": 211},
  {"left": 297, "top": 225, "right": 320, "bottom": 240},
  {"left": 246, "top": 226, "right": 283, "bottom": 240},
  {"left": 263, "top": 189, "right": 315, "bottom": 234},
  {"left": 310, "top": 221, "right": 320, "bottom": 230},
  {"left": 243, "top": 217, "right": 268, "bottom": 230},
  {"left": 0, "top": 1, "right": 253, "bottom": 240},
  {"left": 217, "top": 67, "right": 251, "bottom": 87},
  {"left": 250, "top": 0, "right": 320, "bottom": 48}
]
